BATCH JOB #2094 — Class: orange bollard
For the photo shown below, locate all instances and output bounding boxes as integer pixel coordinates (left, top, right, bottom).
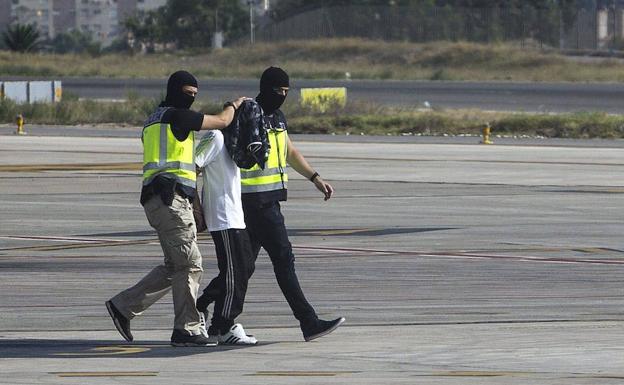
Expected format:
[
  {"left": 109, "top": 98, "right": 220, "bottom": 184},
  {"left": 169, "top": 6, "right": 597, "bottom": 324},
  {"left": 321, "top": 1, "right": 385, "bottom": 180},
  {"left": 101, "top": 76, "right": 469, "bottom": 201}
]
[{"left": 480, "top": 122, "right": 492, "bottom": 145}]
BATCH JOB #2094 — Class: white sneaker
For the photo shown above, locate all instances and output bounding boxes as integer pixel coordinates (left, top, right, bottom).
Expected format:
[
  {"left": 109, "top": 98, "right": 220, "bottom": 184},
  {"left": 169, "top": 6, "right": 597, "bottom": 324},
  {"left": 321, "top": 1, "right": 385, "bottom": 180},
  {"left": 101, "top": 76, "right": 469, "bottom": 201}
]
[{"left": 218, "top": 324, "right": 258, "bottom": 345}]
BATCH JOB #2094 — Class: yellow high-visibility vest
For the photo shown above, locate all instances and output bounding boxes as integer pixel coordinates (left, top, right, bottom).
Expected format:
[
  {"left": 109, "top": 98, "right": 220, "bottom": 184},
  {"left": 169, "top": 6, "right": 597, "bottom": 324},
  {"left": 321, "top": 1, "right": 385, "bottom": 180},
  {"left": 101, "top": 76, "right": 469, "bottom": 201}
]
[
  {"left": 241, "top": 127, "right": 288, "bottom": 193},
  {"left": 142, "top": 107, "right": 196, "bottom": 188}
]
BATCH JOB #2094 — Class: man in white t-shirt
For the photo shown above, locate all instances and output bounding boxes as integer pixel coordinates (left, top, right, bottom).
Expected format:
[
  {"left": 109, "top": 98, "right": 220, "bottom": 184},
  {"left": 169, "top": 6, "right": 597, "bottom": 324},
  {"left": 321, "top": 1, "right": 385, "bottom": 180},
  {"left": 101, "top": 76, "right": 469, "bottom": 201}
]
[{"left": 194, "top": 129, "right": 257, "bottom": 345}]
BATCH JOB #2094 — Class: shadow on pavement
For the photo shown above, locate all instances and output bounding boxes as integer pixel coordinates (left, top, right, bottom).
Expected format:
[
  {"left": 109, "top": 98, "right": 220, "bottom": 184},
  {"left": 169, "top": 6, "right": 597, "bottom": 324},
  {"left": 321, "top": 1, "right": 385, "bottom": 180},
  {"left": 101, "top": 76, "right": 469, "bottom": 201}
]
[{"left": 0, "top": 339, "right": 267, "bottom": 358}]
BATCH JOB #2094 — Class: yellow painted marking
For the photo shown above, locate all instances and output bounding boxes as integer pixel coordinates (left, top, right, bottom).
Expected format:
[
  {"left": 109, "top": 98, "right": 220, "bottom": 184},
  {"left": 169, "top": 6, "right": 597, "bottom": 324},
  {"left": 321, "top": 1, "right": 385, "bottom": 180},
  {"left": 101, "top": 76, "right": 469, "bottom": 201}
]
[
  {"left": 572, "top": 247, "right": 610, "bottom": 254},
  {"left": 52, "top": 371, "right": 157, "bottom": 377},
  {"left": 429, "top": 371, "right": 532, "bottom": 377},
  {"left": 54, "top": 345, "right": 151, "bottom": 356},
  {"left": 0, "top": 162, "right": 141, "bottom": 172},
  {"left": 249, "top": 371, "right": 355, "bottom": 377}
]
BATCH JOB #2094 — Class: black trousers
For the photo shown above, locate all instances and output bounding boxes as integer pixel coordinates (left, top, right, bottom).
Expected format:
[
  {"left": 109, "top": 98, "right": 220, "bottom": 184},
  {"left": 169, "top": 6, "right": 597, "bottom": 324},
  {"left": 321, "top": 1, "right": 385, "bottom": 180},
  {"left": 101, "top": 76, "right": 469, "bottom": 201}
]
[
  {"left": 242, "top": 201, "right": 317, "bottom": 325},
  {"left": 199, "top": 229, "right": 253, "bottom": 334}
]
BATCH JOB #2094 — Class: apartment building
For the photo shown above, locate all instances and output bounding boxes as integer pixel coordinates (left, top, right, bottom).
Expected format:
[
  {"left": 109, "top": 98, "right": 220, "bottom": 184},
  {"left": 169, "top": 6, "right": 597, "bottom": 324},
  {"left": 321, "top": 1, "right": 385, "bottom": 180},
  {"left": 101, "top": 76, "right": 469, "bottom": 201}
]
[{"left": 0, "top": 0, "right": 166, "bottom": 46}]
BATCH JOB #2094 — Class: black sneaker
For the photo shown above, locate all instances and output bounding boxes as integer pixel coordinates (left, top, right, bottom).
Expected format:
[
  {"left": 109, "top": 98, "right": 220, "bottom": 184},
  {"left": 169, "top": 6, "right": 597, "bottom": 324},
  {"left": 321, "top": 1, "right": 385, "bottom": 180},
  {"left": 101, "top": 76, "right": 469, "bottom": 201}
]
[
  {"left": 105, "top": 300, "right": 133, "bottom": 342},
  {"left": 302, "top": 317, "right": 345, "bottom": 342},
  {"left": 170, "top": 329, "right": 217, "bottom": 347}
]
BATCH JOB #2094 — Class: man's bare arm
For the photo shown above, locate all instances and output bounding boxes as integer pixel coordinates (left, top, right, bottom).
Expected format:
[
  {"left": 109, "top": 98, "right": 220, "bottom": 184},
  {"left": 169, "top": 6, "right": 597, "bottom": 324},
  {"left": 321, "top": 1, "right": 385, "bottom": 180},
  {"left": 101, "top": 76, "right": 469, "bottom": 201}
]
[{"left": 286, "top": 137, "right": 334, "bottom": 201}]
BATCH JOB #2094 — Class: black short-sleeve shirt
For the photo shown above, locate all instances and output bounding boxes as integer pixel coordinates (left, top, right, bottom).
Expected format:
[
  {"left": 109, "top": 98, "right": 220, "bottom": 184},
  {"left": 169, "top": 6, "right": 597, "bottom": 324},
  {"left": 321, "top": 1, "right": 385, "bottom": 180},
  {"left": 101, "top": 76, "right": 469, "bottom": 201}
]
[{"left": 161, "top": 108, "right": 204, "bottom": 141}]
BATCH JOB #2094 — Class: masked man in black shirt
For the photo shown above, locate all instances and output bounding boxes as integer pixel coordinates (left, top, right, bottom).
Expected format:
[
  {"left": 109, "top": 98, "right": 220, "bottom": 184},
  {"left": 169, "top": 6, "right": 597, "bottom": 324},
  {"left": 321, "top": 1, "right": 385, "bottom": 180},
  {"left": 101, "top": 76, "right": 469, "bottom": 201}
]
[{"left": 196, "top": 67, "right": 345, "bottom": 342}]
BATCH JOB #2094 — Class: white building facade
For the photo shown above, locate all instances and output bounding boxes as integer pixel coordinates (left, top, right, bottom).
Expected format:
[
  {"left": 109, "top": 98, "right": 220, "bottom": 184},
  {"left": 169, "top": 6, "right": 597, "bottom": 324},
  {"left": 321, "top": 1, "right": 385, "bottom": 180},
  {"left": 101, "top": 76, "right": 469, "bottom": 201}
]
[{"left": 1, "top": 0, "right": 166, "bottom": 46}]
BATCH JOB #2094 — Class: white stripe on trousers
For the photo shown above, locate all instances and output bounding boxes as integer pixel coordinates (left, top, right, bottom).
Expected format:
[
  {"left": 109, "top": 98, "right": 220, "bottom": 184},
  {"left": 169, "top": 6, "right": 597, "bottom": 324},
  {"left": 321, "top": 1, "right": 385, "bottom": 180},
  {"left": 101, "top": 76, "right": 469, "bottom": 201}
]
[{"left": 221, "top": 230, "right": 235, "bottom": 319}]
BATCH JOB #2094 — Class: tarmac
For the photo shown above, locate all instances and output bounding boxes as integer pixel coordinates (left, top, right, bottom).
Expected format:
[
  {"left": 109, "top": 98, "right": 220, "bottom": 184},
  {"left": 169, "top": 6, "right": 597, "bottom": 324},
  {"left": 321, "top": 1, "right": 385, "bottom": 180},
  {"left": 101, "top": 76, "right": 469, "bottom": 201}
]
[{"left": 0, "top": 125, "right": 623, "bottom": 384}]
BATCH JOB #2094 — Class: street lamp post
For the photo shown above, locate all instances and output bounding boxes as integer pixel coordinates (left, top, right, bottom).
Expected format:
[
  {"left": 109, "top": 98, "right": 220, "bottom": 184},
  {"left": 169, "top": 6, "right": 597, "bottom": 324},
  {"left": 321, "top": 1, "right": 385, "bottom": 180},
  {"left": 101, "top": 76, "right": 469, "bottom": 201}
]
[{"left": 248, "top": 0, "right": 255, "bottom": 44}]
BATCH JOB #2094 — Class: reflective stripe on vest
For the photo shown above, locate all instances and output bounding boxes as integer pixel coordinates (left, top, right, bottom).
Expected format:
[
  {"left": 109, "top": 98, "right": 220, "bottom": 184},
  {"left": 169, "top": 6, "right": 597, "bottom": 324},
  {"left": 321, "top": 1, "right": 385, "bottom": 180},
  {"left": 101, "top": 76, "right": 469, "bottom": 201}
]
[
  {"left": 142, "top": 117, "right": 196, "bottom": 188},
  {"left": 240, "top": 128, "right": 288, "bottom": 193}
]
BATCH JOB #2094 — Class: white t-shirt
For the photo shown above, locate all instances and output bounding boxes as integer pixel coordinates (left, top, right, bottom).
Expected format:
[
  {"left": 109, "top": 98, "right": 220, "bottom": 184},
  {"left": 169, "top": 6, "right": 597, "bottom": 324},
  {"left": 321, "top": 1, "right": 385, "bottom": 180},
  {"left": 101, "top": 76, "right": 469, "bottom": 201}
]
[{"left": 195, "top": 130, "right": 245, "bottom": 231}]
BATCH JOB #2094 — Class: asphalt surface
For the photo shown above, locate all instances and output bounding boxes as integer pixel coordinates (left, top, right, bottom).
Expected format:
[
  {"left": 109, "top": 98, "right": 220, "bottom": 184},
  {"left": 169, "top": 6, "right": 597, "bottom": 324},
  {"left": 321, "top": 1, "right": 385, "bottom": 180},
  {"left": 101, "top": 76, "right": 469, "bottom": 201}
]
[
  {"left": 0, "top": 127, "right": 623, "bottom": 384},
  {"left": 6, "top": 77, "right": 624, "bottom": 113}
]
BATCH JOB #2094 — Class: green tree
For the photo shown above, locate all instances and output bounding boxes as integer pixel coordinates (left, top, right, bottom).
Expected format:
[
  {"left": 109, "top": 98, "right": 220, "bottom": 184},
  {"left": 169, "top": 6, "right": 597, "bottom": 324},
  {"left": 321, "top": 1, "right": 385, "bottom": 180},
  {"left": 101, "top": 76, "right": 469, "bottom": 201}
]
[
  {"left": 160, "top": 0, "right": 247, "bottom": 48},
  {"left": 123, "top": 0, "right": 247, "bottom": 50},
  {"left": 2, "top": 23, "right": 41, "bottom": 52},
  {"left": 124, "top": 9, "right": 165, "bottom": 52},
  {"left": 50, "top": 29, "right": 101, "bottom": 55}
]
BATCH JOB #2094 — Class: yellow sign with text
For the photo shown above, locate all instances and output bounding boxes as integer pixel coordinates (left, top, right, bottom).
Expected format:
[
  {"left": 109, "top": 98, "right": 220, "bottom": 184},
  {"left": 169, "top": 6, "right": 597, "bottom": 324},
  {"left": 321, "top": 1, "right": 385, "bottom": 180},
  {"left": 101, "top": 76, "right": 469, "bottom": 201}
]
[{"left": 300, "top": 87, "right": 347, "bottom": 112}]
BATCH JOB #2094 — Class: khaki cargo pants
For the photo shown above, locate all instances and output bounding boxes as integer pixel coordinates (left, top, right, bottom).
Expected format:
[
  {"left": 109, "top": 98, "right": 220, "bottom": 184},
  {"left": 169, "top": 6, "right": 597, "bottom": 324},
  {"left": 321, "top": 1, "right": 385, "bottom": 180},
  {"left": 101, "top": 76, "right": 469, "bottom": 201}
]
[{"left": 111, "top": 193, "right": 203, "bottom": 335}]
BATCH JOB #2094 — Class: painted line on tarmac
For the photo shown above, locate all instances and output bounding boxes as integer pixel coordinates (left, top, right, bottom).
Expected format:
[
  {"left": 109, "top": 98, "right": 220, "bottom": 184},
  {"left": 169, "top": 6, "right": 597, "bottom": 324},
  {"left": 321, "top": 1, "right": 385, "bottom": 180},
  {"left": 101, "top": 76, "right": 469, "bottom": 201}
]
[
  {"left": 0, "top": 240, "right": 157, "bottom": 252},
  {"left": 2, "top": 234, "right": 621, "bottom": 266},
  {"left": 311, "top": 155, "right": 624, "bottom": 167},
  {"left": 52, "top": 371, "right": 157, "bottom": 377},
  {"left": 417, "top": 370, "right": 624, "bottom": 379},
  {"left": 1, "top": 235, "right": 131, "bottom": 243},
  {"left": 3, "top": 158, "right": 624, "bottom": 173},
  {"left": 0, "top": 235, "right": 159, "bottom": 252},
  {"left": 2, "top": 148, "right": 139, "bottom": 155},
  {"left": 1, "top": 234, "right": 213, "bottom": 243},
  {"left": 293, "top": 245, "right": 624, "bottom": 265},
  {"left": 462, "top": 246, "right": 624, "bottom": 254},
  {"left": 420, "top": 370, "right": 533, "bottom": 377},
  {"left": 437, "top": 252, "right": 624, "bottom": 265},
  {"left": 247, "top": 371, "right": 356, "bottom": 377},
  {"left": 0, "top": 162, "right": 141, "bottom": 172}
]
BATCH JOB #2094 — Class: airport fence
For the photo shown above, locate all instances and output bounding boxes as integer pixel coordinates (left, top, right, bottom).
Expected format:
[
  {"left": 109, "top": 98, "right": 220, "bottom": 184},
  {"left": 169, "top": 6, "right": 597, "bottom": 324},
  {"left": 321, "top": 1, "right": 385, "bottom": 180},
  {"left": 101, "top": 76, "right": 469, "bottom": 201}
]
[{"left": 255, "top": 5, "right": 624, "bottom": 52}]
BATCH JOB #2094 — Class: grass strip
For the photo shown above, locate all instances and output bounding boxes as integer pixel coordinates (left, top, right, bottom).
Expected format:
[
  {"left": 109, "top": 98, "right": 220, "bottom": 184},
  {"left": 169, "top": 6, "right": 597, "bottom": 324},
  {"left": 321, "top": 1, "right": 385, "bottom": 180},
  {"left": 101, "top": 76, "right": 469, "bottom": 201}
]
[
  {"left": 2, "top": 39, "right": 624, "bottom": 82},
  {"left": 2, "top": 97, "right": 624, "bottom": 139}
]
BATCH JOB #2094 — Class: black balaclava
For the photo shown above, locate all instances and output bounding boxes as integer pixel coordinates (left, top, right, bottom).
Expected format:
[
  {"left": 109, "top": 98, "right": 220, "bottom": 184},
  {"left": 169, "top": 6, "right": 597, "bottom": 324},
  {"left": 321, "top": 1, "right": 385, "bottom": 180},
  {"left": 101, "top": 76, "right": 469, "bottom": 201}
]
[
  {"left": 256, "top": 66, "right": 289, "bottom": 115},
  {"left": 161, "top": 70, "right": 198, "bottom": 109}
]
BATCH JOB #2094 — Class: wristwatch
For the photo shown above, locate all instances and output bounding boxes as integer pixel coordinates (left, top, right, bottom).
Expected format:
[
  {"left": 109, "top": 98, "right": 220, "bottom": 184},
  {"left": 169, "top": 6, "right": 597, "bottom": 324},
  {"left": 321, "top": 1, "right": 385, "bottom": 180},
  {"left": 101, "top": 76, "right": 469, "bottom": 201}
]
[{"left": 224, "top": 101, "right": 237, "bottom": 110}]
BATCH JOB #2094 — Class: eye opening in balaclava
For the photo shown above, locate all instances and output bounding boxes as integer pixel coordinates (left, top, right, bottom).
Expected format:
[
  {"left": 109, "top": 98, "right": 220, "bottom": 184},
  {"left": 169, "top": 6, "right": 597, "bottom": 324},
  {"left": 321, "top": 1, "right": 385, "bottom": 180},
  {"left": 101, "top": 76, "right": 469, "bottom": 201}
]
[
  {"left": 162, "top": 70, "right": 198, "bottom": 109},
  {"left": 256, "top": 66, "right": 289, "bottom": 115}
]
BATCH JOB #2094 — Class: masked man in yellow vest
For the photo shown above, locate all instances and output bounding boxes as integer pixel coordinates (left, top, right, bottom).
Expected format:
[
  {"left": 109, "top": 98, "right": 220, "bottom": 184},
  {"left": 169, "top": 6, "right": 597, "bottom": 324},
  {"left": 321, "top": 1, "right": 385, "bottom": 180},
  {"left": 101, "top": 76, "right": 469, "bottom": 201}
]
[
  {"left": 106, "top": 70, "right": 247, "bottom": 347},
  {"left": 197, "top": 67, "right": 345, "bottom": 342}
]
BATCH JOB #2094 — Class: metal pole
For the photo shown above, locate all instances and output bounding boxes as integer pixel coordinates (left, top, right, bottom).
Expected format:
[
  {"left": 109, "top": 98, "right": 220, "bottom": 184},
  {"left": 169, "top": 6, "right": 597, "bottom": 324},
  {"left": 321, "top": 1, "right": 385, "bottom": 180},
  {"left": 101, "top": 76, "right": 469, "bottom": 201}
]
[
  {"left": 559, "top": 0, "right": 565, "bottom": 50},
  {"left": 576, "top": 9, "right": 580, "bottom": 50},
  {"left": 612, "top": 0, "right": 616, "bottom": 50},
  {"left": 249, "top": 1, "right": 255, "bottom": 44}
]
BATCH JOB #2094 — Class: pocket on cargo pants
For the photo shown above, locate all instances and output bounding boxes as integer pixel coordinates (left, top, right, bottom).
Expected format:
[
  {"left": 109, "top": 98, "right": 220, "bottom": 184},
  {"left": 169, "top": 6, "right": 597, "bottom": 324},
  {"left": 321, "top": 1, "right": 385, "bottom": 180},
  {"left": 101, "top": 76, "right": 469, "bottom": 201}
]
[{"left": 145, "top": 194, "right": 201, "bottom": 270}]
